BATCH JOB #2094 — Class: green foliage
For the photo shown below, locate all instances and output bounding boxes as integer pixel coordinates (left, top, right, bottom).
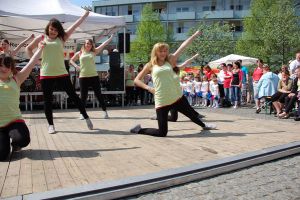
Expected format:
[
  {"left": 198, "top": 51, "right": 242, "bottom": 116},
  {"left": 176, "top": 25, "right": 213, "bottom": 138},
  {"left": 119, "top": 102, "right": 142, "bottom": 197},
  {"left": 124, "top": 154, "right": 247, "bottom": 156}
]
[
  {"left": 185, "top": 21, "right": 236, "bottom": 66},
  {"left": 236, "top": 0, "right": 300, "bottom": 66},
  {"left": 126, "top": 4, "right": 167, "bottom": 66}
]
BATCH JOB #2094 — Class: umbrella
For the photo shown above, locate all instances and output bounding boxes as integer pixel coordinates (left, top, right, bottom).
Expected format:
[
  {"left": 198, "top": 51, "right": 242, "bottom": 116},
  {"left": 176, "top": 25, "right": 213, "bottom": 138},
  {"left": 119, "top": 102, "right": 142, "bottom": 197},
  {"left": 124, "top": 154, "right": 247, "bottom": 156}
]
[{"left": 208, "top": 54, "right": 258, "bottom": 68}]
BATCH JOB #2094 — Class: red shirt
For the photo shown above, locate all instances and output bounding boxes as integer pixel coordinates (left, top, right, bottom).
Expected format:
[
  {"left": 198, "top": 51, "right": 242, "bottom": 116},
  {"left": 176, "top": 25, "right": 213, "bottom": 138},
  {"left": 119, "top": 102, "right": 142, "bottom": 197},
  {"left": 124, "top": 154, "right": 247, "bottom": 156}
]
[
  {"left": 205, "top": 70, "right": 214, "bottom": 81},
  {"left": 223, "top": 71, "right": 232, "bottom": 88},
  {"left": 252, "top": 67, "right": 263, "bottom": 82}
]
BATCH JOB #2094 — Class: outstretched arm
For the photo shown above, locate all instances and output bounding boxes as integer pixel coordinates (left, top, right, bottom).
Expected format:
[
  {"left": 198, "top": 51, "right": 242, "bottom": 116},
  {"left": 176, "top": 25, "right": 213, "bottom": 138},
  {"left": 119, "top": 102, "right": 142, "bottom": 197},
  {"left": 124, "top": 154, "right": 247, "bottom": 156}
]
[
  {"left": 134, "top": 63, "right": 155, "bottom": 94},
  {"left": 26, "top": 35, "right": 44, "bottom": 58},
  {"left": 95, "top": 34, "right": 114, "bottom": 55},
  {"left": 177, "top": 53, "right": 199, "bottom": 69},
  {"left": 64, "top": 10, "right": 90, "bottom": 41},
  {"left": 16, "top": 41, "right": 45, "bottom": 86},
  {"left": 11, "top": 34, "right": 35, "bottom": 57},
  {"left": 169, "top": 30, "right": 202, "bottom": 66},
  {"left": 69, "top": 52, "right": 81, "bottom": 71}
]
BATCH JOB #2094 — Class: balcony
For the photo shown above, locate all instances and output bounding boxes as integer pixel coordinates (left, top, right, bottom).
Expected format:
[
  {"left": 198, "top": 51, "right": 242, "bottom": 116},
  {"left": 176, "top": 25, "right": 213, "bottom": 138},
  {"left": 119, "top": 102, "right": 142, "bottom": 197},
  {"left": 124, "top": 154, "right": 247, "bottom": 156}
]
[
  {"left": 174, "top": 33, "right": 187, "bottom": 41},
  {"left": 234, "top": 10, "right": 250, "bottom": 18},
  {"left": 124, "top": 15, "right": 133, "bottom": 22},
  {"left": 197, "top": 10, "right": 234, "bottom": 19},
  {"left": 176, "top": 11, "right": 196, "bottom": 20}
]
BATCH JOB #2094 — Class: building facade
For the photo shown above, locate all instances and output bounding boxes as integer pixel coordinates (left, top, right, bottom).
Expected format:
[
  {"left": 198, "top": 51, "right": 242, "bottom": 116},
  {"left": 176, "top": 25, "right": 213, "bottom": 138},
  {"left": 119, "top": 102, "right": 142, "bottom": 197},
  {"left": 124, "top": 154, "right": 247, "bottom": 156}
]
[{"left": 92, "top": 0, "right": 252, "bottom": 41}]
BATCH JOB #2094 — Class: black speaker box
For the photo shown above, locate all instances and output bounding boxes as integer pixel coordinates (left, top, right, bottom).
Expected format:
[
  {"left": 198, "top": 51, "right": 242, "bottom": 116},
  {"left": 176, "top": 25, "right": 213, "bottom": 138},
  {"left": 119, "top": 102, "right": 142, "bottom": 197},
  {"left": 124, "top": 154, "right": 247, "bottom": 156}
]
[
  {"left": 108, "top": 68, "right": 124, "bottom": 91},
  {"left": 118, "top": 33, "right": 130, "bottom": 53},
  {"left": 109, "top": 52, "right": 121, "bottom": 70}
]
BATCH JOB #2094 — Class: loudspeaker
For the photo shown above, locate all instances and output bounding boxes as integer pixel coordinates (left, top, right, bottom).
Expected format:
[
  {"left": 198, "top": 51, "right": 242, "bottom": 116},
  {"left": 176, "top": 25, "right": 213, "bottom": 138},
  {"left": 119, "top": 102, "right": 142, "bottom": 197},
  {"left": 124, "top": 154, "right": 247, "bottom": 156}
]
[
  {"left": 118, "top": 33, "right": 130, "bottom": 53},
  {"left": 108, "top": 68, "right": 124, "bottom": 91},
  {"left": 109, "top": 52, "right": 121, "bottom": 70}
]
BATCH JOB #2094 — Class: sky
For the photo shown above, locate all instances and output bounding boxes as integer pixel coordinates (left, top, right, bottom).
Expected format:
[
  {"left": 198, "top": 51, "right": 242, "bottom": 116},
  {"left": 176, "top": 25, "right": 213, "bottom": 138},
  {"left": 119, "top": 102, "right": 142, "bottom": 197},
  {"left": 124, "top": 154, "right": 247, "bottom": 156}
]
[{"left": 70, "top": 0, "right": 93, "bottom": 7}]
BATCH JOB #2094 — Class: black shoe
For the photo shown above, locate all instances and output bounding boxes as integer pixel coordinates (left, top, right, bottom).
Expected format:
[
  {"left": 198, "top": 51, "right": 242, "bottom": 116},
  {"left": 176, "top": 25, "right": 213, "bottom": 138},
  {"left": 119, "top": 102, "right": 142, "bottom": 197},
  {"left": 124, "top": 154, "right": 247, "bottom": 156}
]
[
  {"left": 255, "top": 108, "right": 261, "bottom": 114},
  {"left": 294, "top": 117, "right": 300, "bottom": 121}
]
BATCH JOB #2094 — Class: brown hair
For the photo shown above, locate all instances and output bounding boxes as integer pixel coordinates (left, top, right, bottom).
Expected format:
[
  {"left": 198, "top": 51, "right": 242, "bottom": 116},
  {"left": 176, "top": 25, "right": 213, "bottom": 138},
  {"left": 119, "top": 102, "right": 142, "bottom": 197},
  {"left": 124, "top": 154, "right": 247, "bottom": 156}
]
[
  {"left": 0, "top": 53, "right": 17, "bottom": 74},
  {"left": 1, "top": 39, "right": 9, "bottom": 45},
  {"left": 45, "top": 18, "right": 66, "bottom": 41},
  {"left": 81, "top": 39, "right": 95, "bottom": 52}
]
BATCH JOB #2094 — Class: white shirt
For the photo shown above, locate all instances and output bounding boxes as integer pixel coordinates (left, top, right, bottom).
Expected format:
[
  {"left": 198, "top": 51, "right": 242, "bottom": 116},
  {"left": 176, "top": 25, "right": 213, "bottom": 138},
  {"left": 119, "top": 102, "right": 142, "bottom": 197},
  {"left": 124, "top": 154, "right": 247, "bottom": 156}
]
[{"left": 289, "top": 59, "right": 300, "bottom": 74}]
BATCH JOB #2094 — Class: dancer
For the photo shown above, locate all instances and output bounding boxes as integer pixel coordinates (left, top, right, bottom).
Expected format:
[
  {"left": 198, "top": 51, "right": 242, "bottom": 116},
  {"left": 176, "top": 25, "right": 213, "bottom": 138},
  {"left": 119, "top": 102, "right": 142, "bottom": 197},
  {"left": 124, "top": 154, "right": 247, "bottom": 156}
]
[
  {"left": 1, "top": 34, "right": 35, "bottom": 57},
  {"left": 130, "top": 31, "right": 216, "bottom": 137},
  {"left": 0, "top": 41, "right": 44, "bottom": 161},
  {"left": 150, "top": 54, "right": 205, "bottom": 121},
  {"left": 70, "top": 34, "right": 114, "bottom": 119},
  {"left": 26, "top": 10, "right": 93, "bottom": 134}
]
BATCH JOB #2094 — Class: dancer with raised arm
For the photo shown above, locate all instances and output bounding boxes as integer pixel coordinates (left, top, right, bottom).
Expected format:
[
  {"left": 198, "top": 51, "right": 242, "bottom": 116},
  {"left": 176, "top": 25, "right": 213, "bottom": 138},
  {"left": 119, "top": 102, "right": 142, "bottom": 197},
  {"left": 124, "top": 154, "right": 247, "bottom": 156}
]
[
  {"left": 130, "top": 31, "right": 216, "bottom": 137},
  {"left": 1, "top": 34, "right": 35, "bottom": 57},
  {"left": 26, "top": 10, "right": 93, "bottom": 134},
  {"left": 0, "top": 41, "right": 44, "bottom": 161},
  {"left": 70, "top": 34, "right": 114, "bottom": 119}
]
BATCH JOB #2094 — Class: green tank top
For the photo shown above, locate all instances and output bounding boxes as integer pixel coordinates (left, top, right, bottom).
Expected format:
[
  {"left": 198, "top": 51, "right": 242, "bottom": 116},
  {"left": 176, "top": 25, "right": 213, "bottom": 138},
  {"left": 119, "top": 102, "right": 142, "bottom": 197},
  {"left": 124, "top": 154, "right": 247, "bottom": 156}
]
[
  {"left": 126, "top": 72, "right": 135, "bottom": 87},
  {"left": 152, "top": 62, "right": 182, "bottom": 108},
  {"left": 79, "top": 51, "right": 98, "bottom": 78},
  {"left": 41, "top": 37, "right": 68, "bottom": 76},
  {"left": 0, "top": 78, "right": 22, "bottom": 127}
]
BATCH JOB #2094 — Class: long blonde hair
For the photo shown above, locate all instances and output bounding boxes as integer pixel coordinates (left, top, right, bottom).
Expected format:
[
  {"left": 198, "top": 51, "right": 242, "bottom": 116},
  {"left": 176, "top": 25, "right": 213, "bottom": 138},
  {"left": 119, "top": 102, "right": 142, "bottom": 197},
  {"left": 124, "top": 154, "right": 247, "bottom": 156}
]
[
  {"left": 148, "top": 43, "right": 170, "bottom": 68},
  {"left": 81, "top": 39, "right": 96, "bottom": 53}
]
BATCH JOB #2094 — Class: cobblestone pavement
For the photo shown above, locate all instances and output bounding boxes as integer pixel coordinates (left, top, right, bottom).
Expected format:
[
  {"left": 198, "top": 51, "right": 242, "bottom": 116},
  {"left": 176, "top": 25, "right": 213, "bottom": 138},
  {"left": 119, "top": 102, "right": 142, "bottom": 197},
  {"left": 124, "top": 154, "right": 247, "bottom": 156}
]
[{"left": 123, "top": 154, "right": 300, "bottom": 200}]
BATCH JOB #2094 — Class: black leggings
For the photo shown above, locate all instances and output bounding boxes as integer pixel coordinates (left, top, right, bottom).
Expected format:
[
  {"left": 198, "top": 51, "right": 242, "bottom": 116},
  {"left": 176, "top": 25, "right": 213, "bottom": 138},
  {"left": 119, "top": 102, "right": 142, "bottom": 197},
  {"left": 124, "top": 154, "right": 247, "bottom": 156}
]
[
  {"left": 138, "top": 96, "right": 206, "bottom": 137},
  {"left": 165, "top": 108, "right": 201, "bottom": 122},
  {"left": 284, "top": 94, "right": 298, "bottom": 113},
  {"left": 41, "top": 76, "right": 88, "bottom": 125},
  {"left": 0, "top": 122, "right": 30, "bottom": 161},
  {"left": 271, "top": 91, "right": 288, "bottom": 103},
  {"left": 79, "top": 76, "right": 106, "bottom": 111}
]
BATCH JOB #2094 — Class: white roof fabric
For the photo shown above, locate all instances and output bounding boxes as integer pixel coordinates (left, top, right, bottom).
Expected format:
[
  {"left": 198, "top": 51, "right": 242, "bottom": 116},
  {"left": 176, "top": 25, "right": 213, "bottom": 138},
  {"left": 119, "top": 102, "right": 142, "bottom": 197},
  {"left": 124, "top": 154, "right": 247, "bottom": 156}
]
[
  {"left": 0, "top": 0, "right": 125, "bottom": 40},
  {"left": 208, "top": 54, "right": 258, "bottom": 68}
]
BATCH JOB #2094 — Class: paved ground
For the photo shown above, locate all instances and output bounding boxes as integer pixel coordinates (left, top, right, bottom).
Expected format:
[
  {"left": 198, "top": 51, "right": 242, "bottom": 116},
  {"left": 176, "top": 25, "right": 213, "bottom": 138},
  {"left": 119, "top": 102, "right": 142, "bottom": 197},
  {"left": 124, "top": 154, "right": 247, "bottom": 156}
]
[
  {"left": 124, "top": 154, "right": 300, "bottom": 200},
  {"left": 0, "top": 105, "right": 299, "bottom": 198}
]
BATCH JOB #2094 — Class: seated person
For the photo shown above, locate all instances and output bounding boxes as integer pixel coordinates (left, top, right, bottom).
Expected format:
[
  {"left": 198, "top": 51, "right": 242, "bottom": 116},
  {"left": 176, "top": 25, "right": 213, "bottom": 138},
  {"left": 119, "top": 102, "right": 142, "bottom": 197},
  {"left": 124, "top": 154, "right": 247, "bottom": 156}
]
[
  {"left": 279, "top": 66, "right": 300, "bottom": 119},
  {"left": 271, "top": 71, "right": 292, "bottom": 116}
]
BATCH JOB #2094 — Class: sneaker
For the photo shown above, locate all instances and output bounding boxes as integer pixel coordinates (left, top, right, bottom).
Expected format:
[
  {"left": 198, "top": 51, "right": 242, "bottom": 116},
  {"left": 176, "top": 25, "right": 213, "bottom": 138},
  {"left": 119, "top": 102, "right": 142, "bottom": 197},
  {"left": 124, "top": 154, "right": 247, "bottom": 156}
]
[
  {"left": 79, "top": 114, "right": 84, "bottom": 120},
  {"left": 130, "top": 124, "right": 141, "bottom": 133},
  {"left": 255, "top": 108, "right": 261, "bottom": 114},
  {"left": 85, "top": 118, "right": 93, "bottom": 130},
  {"left": 203, "top": 123, "right": 217, "bottom": 130},
  {"left": 48, "top": 125, "right": 56, "bottom": 134},
  {"left": 104, "top": 111, "right": 109, "bottom": 119}
]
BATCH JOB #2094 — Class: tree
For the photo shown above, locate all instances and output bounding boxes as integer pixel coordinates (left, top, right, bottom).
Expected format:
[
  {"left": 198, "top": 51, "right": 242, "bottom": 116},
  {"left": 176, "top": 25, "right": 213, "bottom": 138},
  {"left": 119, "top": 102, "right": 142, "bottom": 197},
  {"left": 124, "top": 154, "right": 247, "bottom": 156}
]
[
  {"left": 236, "top": 0, "right": 300, "bottom": 66},
  {"left": 126, "top": 4, "right": 167, "bottom": 65},
  {"left": 185, "top": 21, "right": 236, "bottom": 66}
]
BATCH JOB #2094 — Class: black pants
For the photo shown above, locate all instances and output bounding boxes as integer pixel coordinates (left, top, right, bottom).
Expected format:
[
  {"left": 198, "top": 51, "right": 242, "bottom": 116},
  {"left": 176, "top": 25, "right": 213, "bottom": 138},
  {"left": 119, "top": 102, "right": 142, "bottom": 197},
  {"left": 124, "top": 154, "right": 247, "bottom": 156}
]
[
  {"left": 79, "top": 76, "right": 106, "bottom": 111},
  {"left": 284, "top": 94, "right": 298, "bottom": 113},
  {"left": 166, "top": 108, "right": 201, "bottom": 122},
  {"left": 125, "top": 86, "right": 135, "bottom": 105},
  {"left": 41, "top": 76, "right": 88, "bottom": 125},
  {"left": 138, "top": 96, "right": 206, "bottom": 137},
  {"left": 271, "top": 91, "right": 288, "bottom": 103},
  {"left": 135, "top": 87, "right": 145, "bottom": 105},
  {"left": 0, "top": 122, "right": 30, "bottom": 161}
]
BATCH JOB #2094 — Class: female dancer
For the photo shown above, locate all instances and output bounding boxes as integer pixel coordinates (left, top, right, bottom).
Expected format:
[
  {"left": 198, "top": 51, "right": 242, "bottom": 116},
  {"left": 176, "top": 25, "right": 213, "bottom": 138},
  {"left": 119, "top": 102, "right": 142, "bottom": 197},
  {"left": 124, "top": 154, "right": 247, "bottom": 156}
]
[
  {"left": 1, "top": 34, "right": 35, "bottom": 57},
  {"left": 26, "top": 10, "right": 93, "bottom": 134},
  {"left": 0, "top": 41, "right": 44, "bottom": 161},
  {"left": 130, "top": 31, "right": 216, "bottom": 137},
  {"left": 70, "top": 34, "right": 114, "bottom": 119}
]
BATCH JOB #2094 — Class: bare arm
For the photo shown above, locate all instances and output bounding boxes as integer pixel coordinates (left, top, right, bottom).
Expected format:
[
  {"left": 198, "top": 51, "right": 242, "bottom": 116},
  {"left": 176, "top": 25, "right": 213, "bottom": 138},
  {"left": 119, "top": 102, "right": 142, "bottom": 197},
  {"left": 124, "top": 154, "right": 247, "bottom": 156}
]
[
  {"left": 177, "top": 53, "right": 199, "bottom": 69},
  {"left": 11, "top": 34, "right": 35, "bottom": 56},
  {"left": 69, "top": 52, "right": 81, "bottom": 71},
  {"left": 16, "top": 42, "right": 45, "bottom": 85},
  {"left": 64, "top": 10, "right": 89, "bottom": 41},
  {"left": 134, "top": 63, "right": 154, "bottom": 94},
  {"left": 169, "top": 31, "right": 202, "bottom": 66},
  {"left": 26, "top": 35, "right": 44, "bottom": 58},
  {"left": 95, "top": 34, "right": 114, "bottom": 55}
]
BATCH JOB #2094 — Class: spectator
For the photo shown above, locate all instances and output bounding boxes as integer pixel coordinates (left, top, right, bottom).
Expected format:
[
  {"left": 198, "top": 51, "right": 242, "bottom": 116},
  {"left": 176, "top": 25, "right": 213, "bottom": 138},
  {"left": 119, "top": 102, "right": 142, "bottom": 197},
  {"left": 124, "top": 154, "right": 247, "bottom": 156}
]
[
  {"left": 289, "top": 51, "right": 300, "bottom": 79},
  {"left": 252, "top": 59, "right": 264, "bottom": 113}
]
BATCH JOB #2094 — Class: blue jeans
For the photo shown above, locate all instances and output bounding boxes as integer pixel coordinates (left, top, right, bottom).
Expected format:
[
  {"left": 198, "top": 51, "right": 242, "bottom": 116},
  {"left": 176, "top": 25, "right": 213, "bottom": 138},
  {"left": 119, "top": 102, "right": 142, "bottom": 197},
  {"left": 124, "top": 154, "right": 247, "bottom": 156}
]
[
  {"left": 231, "top": 86, "right": 241, "bottom": 102},
  {"left": 224, "top": 88, "right": 230, "bottom": 102}
]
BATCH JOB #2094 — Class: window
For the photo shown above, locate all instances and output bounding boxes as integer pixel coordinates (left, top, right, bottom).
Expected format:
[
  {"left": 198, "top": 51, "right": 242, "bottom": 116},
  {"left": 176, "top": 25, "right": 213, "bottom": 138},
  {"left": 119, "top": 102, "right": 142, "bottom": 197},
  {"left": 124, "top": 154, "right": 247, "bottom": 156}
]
[
  {"left": 177, "top": 27, "right": 183, "bottom": 33},
  {"left": 203, "top": 6, "right": 210, "bottom": 11},
  {"left": 230, "top": 5, "right": 234, "bottom": 10},
  {"left": 236, "top": 5, "right": 243, "bottom": 10},
  {"left": 211, "top": 6, "right": 216, "bottom": 11},
  {"left": 176, "top": 7, "right": 189, "bottom": 12},
  {"left": 128, "top": 5, "right": 132, "bottom": 15}
]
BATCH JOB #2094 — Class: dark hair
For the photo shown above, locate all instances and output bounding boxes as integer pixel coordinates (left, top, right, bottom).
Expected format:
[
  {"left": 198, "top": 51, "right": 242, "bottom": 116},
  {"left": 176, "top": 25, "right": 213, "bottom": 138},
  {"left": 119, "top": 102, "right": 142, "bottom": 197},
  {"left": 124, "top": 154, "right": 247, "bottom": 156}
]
[
  {"left": 45, "top": 18, "right": 66, "bottom": 41},
  {"left": 227, "top": 63, "right": 233, "bottom": 68},
  {"left": 257, "top": 58, "right": 264, "bottom": 64},
  {"left": 234, "top": 61, "right": 241, "bottom": 69},
  {"left": 0, "top": 53, "right": 16, "bottom": 74},
  {"left": 1, "top": 39, "right": 9, "bottom": 44}
]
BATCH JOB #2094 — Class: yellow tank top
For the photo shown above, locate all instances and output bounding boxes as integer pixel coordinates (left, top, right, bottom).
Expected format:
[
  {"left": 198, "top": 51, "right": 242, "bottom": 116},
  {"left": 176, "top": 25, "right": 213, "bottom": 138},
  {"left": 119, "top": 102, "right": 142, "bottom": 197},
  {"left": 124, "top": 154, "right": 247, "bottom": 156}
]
[
  {"left": 79, "top": 51, "right": 98, "bottom": 78},
  {"left": 152, "top": 62, "right": 182, "bottom": 108},
  {"left": 0, "top": 78, "right": 22, "bottom": 127},
  {"left": 41, "top": 37, "right": 68, "bottom": 76}
]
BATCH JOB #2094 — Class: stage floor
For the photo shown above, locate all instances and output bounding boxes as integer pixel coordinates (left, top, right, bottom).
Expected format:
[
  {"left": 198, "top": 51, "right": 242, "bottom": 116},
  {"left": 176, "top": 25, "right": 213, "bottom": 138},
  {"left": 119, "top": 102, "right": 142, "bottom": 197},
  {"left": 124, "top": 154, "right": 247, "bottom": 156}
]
[{"left": 1, "top": 106, "right": 299, "bottom": 198}]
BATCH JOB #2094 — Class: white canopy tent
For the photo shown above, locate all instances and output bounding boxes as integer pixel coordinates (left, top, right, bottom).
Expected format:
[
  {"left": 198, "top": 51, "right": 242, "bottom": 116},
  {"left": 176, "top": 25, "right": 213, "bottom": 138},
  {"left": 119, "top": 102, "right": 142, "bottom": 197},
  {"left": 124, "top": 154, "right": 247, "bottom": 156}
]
[
  {"left": 0, "top": 0, "right": 125, "bottom": 40},
  {"left": 208, "top": 54, "right": 258, "bottom": 68}
]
